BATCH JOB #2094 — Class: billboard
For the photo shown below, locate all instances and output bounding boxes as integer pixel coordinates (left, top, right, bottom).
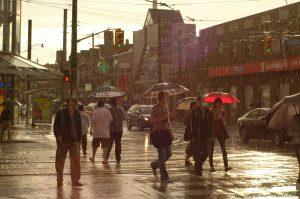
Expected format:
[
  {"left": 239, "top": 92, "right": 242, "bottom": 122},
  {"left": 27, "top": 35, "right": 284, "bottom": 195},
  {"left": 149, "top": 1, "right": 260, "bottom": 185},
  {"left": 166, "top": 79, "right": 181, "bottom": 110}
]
[{"left": 32, "top": 97, "right": 52, "bottom": 123}]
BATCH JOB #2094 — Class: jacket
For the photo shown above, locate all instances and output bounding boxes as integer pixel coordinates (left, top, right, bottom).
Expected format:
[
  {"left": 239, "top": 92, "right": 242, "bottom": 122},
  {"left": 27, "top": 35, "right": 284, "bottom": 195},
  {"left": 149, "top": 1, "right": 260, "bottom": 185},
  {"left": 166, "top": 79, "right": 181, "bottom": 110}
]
[
  {"left": 53, "top": 108, "right": 82, "bottom": 143},
  {"left": 190, "top": 106, "right": 212, "bottom": 143}
]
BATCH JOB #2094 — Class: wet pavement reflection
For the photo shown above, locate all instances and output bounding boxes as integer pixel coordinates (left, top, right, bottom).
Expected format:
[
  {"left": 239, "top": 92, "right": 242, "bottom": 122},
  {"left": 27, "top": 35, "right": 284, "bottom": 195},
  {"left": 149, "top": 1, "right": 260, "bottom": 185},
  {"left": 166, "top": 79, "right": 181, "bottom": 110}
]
[{"left": 0, "top": 123, "right": 299, "bottom": 198}]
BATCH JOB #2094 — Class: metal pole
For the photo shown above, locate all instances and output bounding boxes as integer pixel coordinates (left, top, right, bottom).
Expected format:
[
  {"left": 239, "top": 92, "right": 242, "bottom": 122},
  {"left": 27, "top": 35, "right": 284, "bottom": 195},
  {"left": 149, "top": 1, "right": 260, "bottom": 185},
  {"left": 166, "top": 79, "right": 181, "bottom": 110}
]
[
  {"left": 61, "top": 9, "right": 68, "bottom": 103},
  {"left": 70, "top": 0, "right": 77, "bottom": 96},
  {"left": 28, "top": 20, "right": 32, "bottom": 60},
  {"left": 158, "top": 18, "right": 162, "bottom": 83}
]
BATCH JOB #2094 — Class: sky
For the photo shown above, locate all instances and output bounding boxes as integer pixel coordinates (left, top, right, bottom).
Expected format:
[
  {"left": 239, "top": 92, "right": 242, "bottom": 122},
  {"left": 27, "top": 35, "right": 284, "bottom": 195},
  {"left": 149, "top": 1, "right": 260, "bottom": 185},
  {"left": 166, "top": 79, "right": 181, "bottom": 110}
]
[{"left": 20, "top": 0, "right": 300, "bottom": 65}]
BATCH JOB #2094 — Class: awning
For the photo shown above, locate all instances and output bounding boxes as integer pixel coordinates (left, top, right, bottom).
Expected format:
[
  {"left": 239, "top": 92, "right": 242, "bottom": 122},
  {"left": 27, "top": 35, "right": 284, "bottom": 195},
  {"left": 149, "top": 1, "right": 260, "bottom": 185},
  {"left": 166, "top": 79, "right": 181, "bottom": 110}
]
[{"left": 0, "top": 53, "right": 61, "bottom": 78}]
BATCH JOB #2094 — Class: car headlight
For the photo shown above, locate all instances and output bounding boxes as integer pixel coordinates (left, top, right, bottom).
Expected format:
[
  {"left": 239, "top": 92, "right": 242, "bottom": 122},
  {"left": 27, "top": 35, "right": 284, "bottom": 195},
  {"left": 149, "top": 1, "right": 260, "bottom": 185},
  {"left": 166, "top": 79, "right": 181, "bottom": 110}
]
[{"left": 144, "top": 117, "right": 149, "bottom": 121}]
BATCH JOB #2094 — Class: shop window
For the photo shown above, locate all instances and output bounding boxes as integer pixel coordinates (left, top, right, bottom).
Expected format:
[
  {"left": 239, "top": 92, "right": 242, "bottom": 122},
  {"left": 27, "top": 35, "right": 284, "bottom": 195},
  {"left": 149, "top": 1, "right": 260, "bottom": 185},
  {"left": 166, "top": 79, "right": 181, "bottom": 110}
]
[
  {"left": 245, "top": 85, "right": 253, "bottom": 110},
  {"left": 280, "top": 83, "right": 289, "bottom": 99},
  {"left": 261, "top": 85, "right": 270, "bottom": 108}
]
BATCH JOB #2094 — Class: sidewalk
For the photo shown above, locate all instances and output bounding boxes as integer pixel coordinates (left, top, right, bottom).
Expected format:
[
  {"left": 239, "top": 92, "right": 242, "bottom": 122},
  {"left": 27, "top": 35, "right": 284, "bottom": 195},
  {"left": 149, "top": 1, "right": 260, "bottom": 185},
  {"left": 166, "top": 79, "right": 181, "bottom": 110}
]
[{"left": 0, "top": 124, "right": 167, "bottom": 199}]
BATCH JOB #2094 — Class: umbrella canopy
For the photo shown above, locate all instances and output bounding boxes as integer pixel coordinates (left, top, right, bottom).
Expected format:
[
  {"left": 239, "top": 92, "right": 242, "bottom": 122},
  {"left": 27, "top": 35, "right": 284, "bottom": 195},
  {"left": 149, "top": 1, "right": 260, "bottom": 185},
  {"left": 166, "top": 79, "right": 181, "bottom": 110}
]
[
  {"left": 143, "top": 82, "right": 189, "bottom": 99},
  {"left": 93, "top": 86, "right": 125, "bottom": 98},
  {"left": 267, "top": 93, "right": 300, "bottom": 130},
  {"left": 268, "top": 103, "right": 300, "bottom": 130},
  {"left": 203, "top": 92, "right": 240, "bottom": 104},
  {"left": 176, "top": 97, "right": 197, "bottom": 110}
]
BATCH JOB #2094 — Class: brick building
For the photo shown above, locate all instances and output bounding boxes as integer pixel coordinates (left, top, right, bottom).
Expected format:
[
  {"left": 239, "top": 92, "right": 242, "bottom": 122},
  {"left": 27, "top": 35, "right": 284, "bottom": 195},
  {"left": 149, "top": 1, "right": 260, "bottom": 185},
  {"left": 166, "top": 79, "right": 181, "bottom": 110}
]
[{"left": 196, "top": 2, "right": 300, "bottom": 120}]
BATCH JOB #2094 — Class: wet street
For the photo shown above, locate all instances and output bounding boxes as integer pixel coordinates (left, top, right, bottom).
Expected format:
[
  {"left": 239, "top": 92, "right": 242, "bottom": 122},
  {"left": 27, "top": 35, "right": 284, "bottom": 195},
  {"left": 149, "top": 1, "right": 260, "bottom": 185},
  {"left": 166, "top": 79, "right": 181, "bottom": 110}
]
[{"left": 0, "top": 122, "right": 299, "bottom": 198}]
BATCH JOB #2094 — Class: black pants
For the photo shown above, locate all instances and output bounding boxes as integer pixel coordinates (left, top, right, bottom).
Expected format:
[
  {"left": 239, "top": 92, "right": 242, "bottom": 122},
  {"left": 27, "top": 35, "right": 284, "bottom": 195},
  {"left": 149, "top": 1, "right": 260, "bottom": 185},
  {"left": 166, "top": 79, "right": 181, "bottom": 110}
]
[
  {"left": 209, "top": 137, "right": 229, "bottom": 169},
  {"left": 191, "top": 140, "right": 209, "bottom": 174},
  {"left": 107, "top": 132, "right": 122, "bottom": 162},
  {"left": 81, "top": 135, "right": 87, "bottom": 154},
  {"left": 185, "top": 142, "right": 192, "bottom": 158}
]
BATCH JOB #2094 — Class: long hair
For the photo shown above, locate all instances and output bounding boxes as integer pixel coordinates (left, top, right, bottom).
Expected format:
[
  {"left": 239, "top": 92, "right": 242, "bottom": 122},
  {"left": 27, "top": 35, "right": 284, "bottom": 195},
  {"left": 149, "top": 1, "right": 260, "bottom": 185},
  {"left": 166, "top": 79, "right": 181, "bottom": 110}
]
[{"left": 212, "top": 97, "right": 223, "bottom": 110}]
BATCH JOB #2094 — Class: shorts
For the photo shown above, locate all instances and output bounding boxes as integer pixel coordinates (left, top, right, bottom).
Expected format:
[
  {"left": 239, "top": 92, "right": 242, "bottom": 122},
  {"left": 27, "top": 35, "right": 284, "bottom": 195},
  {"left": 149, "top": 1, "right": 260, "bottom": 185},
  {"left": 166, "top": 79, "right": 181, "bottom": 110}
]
[{"left": 92, "top": 138, "right": 110, "bottom": 149}]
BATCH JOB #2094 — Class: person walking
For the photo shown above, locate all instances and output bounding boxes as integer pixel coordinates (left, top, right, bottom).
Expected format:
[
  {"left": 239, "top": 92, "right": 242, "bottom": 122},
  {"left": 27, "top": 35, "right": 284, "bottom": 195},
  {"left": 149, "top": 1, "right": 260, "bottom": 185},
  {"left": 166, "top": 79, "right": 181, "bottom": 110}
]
[
  {"left": 107, "top": 97, "right": 126, "bottom": 164},
  {"left": 150, "top": 91, "right": 174, "bottom": 182},
  {"left": 208, "top": 97, "right": 231, "bottom": 172},
  {"left": 78, "top": 105, "right": 90, "bottom": 156},
  {"left": 89, "top": 100, "right": 113, "bottom": 164},
  {"left": 289, "top": 113, "right": 300, "bottom": 189},
  {"left": 183, "top": 101, "right": 197, "bottom": 166},
  {"left": 0, "top": 105, "right": 13, "bottom": 143},
  {"left": 189, "top": 96, "right": 212, "bottom": 176},
  {"left": 53, "top": 97, "right": 82, "bottom": 187}
]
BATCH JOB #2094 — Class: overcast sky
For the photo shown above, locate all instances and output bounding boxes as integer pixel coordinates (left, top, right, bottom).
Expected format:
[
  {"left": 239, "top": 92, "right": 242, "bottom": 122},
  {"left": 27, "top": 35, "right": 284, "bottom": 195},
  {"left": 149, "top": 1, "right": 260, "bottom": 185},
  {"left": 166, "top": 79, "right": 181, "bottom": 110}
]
[{"left": 20, "top": 0, "right": 300, "bottom": 65}]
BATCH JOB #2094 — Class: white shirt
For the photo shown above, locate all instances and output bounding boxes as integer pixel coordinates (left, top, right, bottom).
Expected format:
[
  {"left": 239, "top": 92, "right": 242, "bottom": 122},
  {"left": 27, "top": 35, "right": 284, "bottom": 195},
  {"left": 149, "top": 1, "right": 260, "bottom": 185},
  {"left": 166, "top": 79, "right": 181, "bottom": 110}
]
[{"left": 91, "top": 107, "right": 113, "bottom": 138}]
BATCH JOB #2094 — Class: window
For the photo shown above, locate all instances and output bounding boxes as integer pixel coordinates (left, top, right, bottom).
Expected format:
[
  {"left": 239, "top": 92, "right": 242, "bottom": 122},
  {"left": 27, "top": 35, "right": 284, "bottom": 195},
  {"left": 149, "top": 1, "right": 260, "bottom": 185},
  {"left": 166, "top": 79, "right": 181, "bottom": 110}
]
[
  {"left": 278, "top": 9, "right": 289, "bottom": 20},
  {"left": 245, "top": 85, "right": 253, "bottom": 110},
  {"left": 261, "top": 85, "right": 270, "bottom": 108}
]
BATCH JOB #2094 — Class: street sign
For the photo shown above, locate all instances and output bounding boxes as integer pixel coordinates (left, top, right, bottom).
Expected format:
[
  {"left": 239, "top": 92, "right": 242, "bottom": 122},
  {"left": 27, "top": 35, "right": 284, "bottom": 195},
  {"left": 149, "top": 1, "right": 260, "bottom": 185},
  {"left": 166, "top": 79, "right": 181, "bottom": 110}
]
[
  {"left": 285, "top": 39, "right": 300, "bottom": 46},
  {"left": 98, "top": 60, "right": 109, "bottom": 73}
]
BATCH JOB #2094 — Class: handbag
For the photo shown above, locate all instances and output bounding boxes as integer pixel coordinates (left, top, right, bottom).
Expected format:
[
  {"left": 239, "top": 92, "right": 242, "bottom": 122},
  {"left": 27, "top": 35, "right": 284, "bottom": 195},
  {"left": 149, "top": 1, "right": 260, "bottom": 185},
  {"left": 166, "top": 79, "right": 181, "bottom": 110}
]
[
  {"left": 183, "top": 118, "right": 193, "bottom": 141},
  {"left": 150, "top": 129, "right": 172, "bottom": 148}
]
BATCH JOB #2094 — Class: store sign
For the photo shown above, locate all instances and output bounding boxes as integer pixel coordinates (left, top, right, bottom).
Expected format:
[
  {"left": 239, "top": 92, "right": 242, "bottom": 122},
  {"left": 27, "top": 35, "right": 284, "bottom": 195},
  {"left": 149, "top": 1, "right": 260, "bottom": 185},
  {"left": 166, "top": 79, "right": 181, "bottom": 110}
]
[
  {"left": 208, "top": 57, "right": 300, "bottom": 77},
  {"left": 0, "top": 81, "right": 13, "bottom": 89}
]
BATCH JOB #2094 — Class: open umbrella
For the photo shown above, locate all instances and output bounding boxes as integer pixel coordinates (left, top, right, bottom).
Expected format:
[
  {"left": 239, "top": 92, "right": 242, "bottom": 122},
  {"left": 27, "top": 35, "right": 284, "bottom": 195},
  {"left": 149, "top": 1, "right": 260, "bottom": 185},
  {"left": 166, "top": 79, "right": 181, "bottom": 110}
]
[
  {"left": 93, "top": 86, "right": 125, "bottom": 98},
  {"left": 143, "top": 82, "right": 189, "bottom": 99},
  {"left": 203, "top": 92, "right": 240, "bottom": 104},
  {"left": 176, "top": 97, "right": 197, "bottom": 110},
  {"left": 268, "top": 93, "right": 300, "bottom": 130}
]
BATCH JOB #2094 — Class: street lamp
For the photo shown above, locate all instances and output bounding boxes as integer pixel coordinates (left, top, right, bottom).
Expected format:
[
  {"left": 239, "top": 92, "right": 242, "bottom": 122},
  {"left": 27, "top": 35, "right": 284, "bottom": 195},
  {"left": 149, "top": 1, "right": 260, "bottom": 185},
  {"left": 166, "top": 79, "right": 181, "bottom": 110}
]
[{"left": 22, "top": 43, "right": 44, "bottom": 60}]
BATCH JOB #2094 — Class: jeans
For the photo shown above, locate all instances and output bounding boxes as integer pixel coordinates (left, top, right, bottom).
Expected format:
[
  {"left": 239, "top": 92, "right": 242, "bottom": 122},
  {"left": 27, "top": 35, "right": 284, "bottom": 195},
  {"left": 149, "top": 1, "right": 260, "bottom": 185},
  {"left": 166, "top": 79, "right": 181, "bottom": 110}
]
[
  {"left": 0, "top": 121, "right": 11, "bottom": 143},
  {"left": 295, "top": 144, "right": 300, "bottom": 181},
  {"left": 81, "top": 135, "right": 87, "bottom": 154},
  {"left": 209, "top": 137, "right": 229, "bottom": 169},
  {"left": 55, "top": 142, "right": 81, "bottom": 183},
  {"left": 107, "top": 132, "right": 122, "bottom": 162},
  {"left": 151, "top": 145, "right": 172, "bottom": 180}
]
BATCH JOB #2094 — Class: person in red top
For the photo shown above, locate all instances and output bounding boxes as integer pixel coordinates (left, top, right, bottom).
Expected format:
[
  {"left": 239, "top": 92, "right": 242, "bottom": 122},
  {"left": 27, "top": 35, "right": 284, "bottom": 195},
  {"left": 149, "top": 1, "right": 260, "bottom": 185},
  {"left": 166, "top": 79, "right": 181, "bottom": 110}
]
[{"left": 209, "top": 97, "right": 231, "bottom": 172}]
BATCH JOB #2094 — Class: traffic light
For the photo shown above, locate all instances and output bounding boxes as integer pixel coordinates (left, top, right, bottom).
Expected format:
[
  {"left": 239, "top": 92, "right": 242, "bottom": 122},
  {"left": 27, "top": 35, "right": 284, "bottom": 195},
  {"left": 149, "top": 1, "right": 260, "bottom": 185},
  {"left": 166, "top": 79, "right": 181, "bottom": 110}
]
[
  {"left": 63, "top": 70, "right": 70, "bottom": 82},
  {"left": 115, "top": 29, "right": 124, "bottom": 49},
  {"left": 264, "top": 36, "right": 272, "bottom": 55}
]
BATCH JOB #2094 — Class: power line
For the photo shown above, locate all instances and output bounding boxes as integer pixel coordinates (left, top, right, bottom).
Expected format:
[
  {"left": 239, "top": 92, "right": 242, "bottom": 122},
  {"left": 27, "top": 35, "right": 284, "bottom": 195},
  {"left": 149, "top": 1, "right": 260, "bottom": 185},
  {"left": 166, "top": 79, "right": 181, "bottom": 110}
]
[
  {"left": 22, "top": 0, "right": 70, "bottom": 9},
  {"left": 78, "top": 6, "right": 145, "bottom": 16}
]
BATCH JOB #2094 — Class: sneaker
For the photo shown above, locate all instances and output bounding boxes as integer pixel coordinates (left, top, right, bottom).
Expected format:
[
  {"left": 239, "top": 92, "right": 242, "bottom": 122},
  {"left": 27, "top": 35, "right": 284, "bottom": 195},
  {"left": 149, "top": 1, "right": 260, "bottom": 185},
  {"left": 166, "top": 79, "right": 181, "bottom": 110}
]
[
  {"left": 83, "top": 151, "right": 87, "bottom": 156},
  {"left": 225, "top": 167, "right": 232, "bottom": 172},
  {"left": 89, "top": 157, "right": 95, "bottom": 163},
  {"left": 185, "top": 160, "right": 192, "bottom": 166},
  {"left": 102, "top": 160, "right": 108, "bottom": 165},
  {"left": 195, "top": 171, "right": 202, "bottom": 176},
  {"left": 116, "top": 161, "right": 121, "bottom": 165},
  {"left": 150, "top": 163, "right": 157, "bottom": 177},
  {"left": 161, "top": 178, "right": 172, "bottom": 183},
  {"left": 210, "top": 167, "right": 216, "bottom": 172},
  {"left": 72, "top": 182, "right": 83, "bottom": 187}
]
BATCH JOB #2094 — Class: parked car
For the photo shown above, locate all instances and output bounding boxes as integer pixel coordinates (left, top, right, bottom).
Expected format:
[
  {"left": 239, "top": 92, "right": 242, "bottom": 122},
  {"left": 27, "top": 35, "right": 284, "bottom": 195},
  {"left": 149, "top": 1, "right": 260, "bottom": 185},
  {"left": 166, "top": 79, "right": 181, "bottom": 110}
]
[
  {"left": 126, "top": 104, "right": 153, "bottom": 131},
  {"left": 237, "top": 108, "right": 291, "bottom": 145}
]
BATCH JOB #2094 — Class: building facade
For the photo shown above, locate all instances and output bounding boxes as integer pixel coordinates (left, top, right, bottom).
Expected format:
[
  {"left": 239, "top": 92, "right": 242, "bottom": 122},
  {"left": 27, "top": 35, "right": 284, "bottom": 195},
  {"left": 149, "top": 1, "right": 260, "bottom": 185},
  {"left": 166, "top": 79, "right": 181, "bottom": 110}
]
[{"left": 197, "top": 2, "right": 300, "bottom": 120}]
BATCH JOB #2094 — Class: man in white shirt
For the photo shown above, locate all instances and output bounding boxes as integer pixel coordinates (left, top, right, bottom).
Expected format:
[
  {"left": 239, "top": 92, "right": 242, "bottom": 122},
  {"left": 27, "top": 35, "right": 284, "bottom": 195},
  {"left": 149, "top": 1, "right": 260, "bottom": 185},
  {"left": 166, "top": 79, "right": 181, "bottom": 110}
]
[{"left": 89, "top": 100, "right": 113, "bottom": 164}]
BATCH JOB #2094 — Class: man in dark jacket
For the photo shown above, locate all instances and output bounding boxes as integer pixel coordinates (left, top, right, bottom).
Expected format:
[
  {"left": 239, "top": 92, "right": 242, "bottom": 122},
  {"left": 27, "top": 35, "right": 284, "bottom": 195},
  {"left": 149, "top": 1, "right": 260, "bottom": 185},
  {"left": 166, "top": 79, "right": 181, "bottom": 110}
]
[
  {"left": 0, "top": 105, "right": 13, "bottom": 143},
  {"left": 53, "top": 97, "right": 82, "bottom": 187},
  {"left": 189, "top": 96, "right": 212, "bottom": 176}
]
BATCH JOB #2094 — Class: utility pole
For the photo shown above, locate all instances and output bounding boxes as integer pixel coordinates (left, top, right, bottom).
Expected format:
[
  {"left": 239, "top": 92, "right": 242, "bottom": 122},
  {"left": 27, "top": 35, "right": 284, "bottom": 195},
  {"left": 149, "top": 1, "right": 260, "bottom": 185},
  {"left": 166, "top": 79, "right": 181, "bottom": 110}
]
[
  {"left": 61, "top": 9, "right": 67, "bottom": 103},
  {"left": 26, "top": 19, "right": 32, "bottom": 126},
  {"left": 158, "top": 17, "right": 162, "bottom": 83},
  {"left": 27, "top": 20, "right": 32, "bottom": 60},
  {"left": 70, "top": 0, "right": 77, "bottom": 96}
]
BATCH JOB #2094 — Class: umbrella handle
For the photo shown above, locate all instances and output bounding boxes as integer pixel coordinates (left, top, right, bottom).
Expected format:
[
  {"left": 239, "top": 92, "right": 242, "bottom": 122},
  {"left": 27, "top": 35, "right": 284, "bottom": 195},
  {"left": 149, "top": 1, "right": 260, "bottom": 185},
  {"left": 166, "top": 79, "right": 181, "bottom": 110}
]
[{"left": 293, "top": 103, "right": 298, "bottom": 115}]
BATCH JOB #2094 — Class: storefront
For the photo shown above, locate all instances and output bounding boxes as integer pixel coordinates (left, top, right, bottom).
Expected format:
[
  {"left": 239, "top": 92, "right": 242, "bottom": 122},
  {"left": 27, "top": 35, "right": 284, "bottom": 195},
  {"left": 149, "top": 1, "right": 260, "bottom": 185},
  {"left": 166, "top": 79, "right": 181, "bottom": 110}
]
[{"left": 208, "top": 57, "right": 300, "bottom": 119}]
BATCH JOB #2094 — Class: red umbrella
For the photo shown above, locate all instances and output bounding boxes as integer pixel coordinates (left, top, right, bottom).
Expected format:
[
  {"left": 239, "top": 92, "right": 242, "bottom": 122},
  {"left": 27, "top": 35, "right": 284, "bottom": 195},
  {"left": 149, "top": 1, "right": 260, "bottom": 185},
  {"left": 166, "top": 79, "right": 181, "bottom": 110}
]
[{"left": 203, "top": 92, "right": 240, "bottom": 104}]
